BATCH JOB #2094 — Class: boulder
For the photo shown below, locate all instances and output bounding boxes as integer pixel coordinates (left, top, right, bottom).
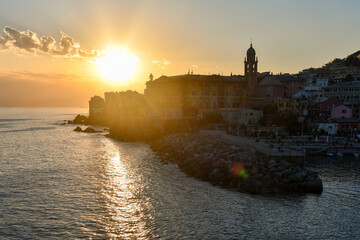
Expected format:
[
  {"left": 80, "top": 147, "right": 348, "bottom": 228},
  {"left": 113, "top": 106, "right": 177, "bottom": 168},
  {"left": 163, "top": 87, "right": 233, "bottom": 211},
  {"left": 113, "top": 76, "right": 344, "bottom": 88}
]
[
  {"left": 83, "top": 127, "right": 97, "bottom": 133},
  {"left": 150, "top": 133, "right": 323, "bottom": 195},
  {"left": 305, "top": 178, "right": 323, "bottom": 194},
  {"left": 73, "top": 127, "right": 82, "bottom": 132},
  {"left": 70, "top": 114, "right": 89, "bottom": 124}
]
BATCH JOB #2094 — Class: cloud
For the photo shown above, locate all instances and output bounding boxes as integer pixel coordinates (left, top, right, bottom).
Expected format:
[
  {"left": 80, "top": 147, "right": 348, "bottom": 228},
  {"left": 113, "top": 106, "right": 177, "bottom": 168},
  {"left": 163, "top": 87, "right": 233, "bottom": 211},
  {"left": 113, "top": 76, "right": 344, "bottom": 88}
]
[
  {"left": 39, "top": 36, "right": 56, "bottom": 52},
  {"left": 152, "top": 58, "right": 170, "bottom": 69},
  {"left": 0, "top": 26, "right": 96, "bottom": 60},
  {"left": 3, "top": 26, "right": 40, "bottom": 52},
  {"left": 0, "top": 35, "right": 11, "bottom": 50},
  {"left": 191, "top": 64, "right": 199, "bottom": 68},
  {"left": 77, "top": 49, "right": 100, "bottom": 59},
  {"left": 51, "top": 32, "right": 79, "bottom": 56}
]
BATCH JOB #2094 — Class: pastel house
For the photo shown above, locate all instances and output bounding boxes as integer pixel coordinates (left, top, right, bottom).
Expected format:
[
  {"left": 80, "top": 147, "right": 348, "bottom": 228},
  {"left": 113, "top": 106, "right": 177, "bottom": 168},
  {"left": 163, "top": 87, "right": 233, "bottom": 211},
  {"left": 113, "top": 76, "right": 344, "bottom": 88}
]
[{"left": 330, "top": 105, "right": 352, "bottom": 119}]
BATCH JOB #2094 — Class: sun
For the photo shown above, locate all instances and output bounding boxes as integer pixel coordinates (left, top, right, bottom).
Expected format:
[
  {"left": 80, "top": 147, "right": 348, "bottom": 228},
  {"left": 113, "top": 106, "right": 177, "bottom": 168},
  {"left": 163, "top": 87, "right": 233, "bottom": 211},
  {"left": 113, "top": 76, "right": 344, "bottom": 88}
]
[{"left": 97, "top": 47, "right": 140, "bottom": 84}]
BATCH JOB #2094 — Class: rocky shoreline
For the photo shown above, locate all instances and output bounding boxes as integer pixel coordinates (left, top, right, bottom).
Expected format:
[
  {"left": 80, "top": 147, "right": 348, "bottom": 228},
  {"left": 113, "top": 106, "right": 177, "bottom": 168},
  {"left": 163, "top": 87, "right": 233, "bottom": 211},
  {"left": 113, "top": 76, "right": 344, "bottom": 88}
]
[{"left": 150, "top": 133, "right": 323, "bottom": 195}]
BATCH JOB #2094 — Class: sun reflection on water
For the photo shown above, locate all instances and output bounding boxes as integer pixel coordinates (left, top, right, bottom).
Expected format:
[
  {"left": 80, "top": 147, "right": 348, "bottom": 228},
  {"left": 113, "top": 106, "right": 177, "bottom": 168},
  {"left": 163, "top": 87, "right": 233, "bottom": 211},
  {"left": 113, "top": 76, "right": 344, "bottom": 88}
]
[{"left": 101, "top": 140, "right": 150, "bottom": 239}]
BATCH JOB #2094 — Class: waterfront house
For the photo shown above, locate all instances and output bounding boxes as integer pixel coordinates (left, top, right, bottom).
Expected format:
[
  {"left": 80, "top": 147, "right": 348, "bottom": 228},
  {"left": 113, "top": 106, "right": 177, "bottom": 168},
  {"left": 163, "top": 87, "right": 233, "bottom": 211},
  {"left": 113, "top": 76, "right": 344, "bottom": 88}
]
[{"left": 330, "top": 105, "right": 352, "bottom": 119}]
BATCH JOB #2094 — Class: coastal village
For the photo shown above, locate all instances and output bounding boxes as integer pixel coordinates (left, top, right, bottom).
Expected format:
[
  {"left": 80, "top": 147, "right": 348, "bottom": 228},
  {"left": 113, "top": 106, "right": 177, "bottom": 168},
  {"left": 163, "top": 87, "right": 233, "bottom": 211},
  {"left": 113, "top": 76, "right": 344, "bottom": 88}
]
[
  {"left": 60, "top": 44, "right": 360, "bottom": 195},
  {"left": 86, "top": 44, "right": 360, "bottom": 159}
]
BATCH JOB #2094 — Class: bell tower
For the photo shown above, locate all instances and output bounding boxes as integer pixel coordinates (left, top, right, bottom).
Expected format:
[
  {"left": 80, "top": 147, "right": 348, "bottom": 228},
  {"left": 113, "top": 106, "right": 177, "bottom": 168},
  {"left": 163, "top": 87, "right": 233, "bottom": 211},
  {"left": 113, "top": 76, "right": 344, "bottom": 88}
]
[{"left": 244, "top": 43, "right": 258, "bottom": 97}]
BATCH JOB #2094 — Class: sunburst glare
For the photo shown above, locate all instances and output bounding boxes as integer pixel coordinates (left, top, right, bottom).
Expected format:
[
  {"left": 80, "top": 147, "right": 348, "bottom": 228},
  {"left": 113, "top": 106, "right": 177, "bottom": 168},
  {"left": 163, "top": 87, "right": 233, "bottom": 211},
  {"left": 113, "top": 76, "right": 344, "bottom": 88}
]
[{"left": 97, "top": 47, "right": 140, "bottom": 84}]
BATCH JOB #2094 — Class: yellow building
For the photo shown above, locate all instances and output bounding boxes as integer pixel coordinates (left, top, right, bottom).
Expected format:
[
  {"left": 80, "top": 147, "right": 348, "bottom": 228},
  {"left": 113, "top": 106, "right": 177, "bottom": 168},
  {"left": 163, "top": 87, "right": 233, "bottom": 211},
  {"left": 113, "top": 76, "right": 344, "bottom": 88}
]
[
  {"left": 144, "top": 44, "right": 260, "bottom": 119},
  {"left": 144, "top": 73, "right": 248, "bottom": 119}
]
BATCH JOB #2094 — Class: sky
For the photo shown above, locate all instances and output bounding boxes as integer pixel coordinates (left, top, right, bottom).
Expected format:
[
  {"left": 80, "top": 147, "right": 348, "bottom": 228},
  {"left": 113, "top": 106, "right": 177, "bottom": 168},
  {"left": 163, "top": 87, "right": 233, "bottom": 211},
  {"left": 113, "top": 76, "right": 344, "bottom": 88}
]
[{"left": 0, "top": 0, "right": 359, "bottom": 107}]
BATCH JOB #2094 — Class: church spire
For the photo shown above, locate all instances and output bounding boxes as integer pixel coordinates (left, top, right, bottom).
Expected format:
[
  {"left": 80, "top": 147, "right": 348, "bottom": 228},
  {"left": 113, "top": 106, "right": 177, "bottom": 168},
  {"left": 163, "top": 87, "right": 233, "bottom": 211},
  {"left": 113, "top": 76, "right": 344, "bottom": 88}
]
[{"left": 244, "top": 43, "right": 258, "bottom": 98}]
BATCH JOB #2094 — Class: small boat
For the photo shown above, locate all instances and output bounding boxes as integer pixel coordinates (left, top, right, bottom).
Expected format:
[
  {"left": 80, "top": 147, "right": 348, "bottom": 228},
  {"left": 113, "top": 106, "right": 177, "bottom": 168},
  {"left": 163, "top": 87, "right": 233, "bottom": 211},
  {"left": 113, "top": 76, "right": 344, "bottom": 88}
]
[
  {"left": 337, "top": 152, "right": 343, "bottom": 157},
  {"left": 354, "top": 152, "right": 360, "bottom": 158}
]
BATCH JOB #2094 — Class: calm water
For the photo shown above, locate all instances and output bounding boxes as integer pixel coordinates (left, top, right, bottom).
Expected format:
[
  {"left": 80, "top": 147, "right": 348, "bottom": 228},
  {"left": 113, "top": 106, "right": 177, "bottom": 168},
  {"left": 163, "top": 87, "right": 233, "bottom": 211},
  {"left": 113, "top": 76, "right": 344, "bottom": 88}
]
[{"left": 0, "top": 108, "right": 360, "bottom": 239}]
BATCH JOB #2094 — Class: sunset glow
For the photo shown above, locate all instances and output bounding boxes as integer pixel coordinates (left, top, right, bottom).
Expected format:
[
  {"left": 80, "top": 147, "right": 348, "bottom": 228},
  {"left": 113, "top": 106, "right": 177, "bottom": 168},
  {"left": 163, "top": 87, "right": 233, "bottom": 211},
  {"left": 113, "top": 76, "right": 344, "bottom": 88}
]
[{"left": 97, "top": 48, "right": 140, "bottom": 84}]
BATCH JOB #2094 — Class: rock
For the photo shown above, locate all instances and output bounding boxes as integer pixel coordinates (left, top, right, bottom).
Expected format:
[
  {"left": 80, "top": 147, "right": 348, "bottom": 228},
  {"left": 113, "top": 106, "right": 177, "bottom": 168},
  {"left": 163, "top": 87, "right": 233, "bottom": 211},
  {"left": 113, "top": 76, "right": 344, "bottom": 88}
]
[
  {"left": 295, "top": 170, "right": 307, "bottom": 180},
  {"left": 73, "top": 127, "right": 82, "bottom": 132},
  {"left": 83, "top": 127, "right": 97, "bottom": 133},
  {"left": 209, "top": 168, "right": 223, "bottom": 181},
  {"left": 305, "top": 178, "right": 323, "bottom": 194},
  {"left": 150, "top": 133, "right": 323, "bottom": 195},
  {"left": 71, "top": 114, "right": 89, "bottom": 124},
  {"left": 268, "top": 160, "right": 277, "bottom": 169}
]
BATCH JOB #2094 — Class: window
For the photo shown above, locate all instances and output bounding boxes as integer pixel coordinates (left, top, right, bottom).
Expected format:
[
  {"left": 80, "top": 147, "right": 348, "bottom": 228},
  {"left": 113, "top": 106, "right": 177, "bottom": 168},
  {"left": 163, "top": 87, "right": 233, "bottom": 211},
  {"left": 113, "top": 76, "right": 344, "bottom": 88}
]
[{"left": 342, "top": 109, "right": 347, "bottom": 114}]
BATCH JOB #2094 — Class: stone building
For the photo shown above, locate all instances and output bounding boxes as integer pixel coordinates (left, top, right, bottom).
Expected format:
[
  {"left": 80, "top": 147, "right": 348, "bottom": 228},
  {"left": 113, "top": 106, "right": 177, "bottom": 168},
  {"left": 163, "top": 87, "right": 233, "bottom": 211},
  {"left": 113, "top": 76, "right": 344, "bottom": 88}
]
[
  {"left": 145, "top": 44, "right": 259, "bottom": 119},
  {"left": 323, "top": 81, "right": 360, "bottom": 118},
  {"left": 278, "top": 74, "right": 306, "bottom": 98},
  {"left": 323, "top": 81, "right": 360, "bottom": 103},
  {"left": 145, "top": 74, "right": 247, "bottom": 119},
  {"left": 104, "top": 90, "right": 146, "bottom": 118},
  {"left": 244, "top": 44, "right": 258, "bottom": 98},
  {"left": 256, "top": 76, "right": 286, "bottom": 103},
  {"left": 89, "top": 95, "right": 105, "bottom": 114}
]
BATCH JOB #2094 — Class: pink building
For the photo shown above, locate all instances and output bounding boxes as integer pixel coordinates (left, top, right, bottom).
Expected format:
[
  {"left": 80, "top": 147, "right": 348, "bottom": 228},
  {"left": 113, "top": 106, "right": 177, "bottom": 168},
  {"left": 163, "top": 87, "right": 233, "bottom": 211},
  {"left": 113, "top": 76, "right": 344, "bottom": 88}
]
[{"left": 330, "top": 105, "right": 352, "bottom": 119}]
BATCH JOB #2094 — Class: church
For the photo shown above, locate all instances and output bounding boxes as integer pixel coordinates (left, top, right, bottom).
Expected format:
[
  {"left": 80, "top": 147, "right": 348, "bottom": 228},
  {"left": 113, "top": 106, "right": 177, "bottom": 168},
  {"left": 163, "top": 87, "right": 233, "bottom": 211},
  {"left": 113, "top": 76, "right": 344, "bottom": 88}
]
[{"left": 144, "top": 44, "right": 267, "bottom": 119}]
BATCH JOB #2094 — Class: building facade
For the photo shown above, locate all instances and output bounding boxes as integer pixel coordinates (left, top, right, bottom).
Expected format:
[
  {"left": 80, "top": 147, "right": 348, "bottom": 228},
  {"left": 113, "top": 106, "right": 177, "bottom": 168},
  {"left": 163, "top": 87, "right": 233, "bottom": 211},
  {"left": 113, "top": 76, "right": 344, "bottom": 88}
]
[
  {"left": 145, "top": 44, "right": 259, "bottom": 119},
  {"left": 330, "top": 105, "right": 352, "bottom": 119}
]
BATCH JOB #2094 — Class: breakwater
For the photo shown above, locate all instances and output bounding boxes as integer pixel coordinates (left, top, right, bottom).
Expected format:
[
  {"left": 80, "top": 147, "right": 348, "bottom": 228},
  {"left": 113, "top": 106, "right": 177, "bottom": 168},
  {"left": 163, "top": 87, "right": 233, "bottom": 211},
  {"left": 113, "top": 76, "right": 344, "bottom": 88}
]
[{"left": 150, "top": 133, "right": 323, "bottom": 194}]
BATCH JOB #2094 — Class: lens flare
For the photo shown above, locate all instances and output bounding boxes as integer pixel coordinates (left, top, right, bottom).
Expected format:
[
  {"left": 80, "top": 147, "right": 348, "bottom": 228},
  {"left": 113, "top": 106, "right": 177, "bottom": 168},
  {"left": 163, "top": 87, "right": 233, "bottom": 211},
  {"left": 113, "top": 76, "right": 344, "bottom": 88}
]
[{"left": 231, "top": 162, "right": 249, "bottom": 179}]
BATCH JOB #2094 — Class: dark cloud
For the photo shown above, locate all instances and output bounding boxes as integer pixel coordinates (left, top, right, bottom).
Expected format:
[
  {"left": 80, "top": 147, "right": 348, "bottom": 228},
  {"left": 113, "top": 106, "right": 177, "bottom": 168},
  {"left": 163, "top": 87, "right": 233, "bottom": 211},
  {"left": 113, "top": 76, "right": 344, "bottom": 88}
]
[
  {"left": 39, "top": 36, "right": 56, "bottom": 52},
  {"left": 0, "top": 35, "right": 10, "bottom": 49},
  {"left": 51, "top": 32, "right": 79, "bottom": 56},
  {"left": 0, "top": 26, "right": 96, "bottom": 60},
  {"left": 4, "top": 26, "right": 40, "bottom": 52}
]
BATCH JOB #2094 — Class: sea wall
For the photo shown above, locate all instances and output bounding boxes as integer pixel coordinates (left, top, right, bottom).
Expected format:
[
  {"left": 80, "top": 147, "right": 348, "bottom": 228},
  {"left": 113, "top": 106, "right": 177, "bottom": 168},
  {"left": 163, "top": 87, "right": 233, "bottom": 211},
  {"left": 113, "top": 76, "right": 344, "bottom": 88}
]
[{"left": 150, "top": 133, "right": 323, "bottom": 195}]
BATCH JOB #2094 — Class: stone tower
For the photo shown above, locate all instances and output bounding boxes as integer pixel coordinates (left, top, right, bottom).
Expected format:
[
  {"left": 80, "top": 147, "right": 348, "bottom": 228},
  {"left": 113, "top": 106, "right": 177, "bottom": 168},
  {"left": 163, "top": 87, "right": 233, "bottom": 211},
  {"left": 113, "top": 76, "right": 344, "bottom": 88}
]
[{"left": 244, "top": 43, "right": 258, "bottom": 97}]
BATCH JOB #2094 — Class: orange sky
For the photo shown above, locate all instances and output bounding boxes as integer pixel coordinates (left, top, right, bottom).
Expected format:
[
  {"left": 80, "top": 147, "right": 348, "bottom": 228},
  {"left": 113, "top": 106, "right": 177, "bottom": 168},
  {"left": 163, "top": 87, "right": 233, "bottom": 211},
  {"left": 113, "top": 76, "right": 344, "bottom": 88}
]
[{"left": 0, "top": 0, "right": 359, "bottom": 107}]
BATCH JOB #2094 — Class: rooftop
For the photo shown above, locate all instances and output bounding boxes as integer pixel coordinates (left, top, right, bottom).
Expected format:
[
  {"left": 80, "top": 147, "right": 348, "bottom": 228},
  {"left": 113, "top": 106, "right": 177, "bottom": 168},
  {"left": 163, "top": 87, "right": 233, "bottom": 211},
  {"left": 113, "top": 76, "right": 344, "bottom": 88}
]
[
  {"left": 292, "top": 90, "right": 311, "bottom": 99},
  {"left": 324, "top": 81, "right": 360, "bottom": 89},
  {"left": 258, "top": 76, "right": 284, "bottom": 86},
  {"left": 149, "top": 74, "right": 246, "bottom": 83}
]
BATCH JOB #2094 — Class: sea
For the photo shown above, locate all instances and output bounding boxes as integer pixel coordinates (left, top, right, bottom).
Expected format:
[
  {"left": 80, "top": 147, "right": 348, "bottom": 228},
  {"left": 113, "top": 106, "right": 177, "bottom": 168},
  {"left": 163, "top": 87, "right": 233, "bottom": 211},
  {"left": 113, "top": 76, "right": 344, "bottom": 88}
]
[{"left": 0, "top": 108, "right": 360, "bottom": 239}]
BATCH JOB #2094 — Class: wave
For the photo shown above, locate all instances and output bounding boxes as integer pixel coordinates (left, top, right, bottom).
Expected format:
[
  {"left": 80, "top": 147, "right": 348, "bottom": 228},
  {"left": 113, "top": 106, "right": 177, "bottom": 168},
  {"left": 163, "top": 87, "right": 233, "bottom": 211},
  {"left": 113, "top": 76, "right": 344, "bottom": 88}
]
[{"left": 1, "top": 127, "right": 55, "bottom": 133}]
